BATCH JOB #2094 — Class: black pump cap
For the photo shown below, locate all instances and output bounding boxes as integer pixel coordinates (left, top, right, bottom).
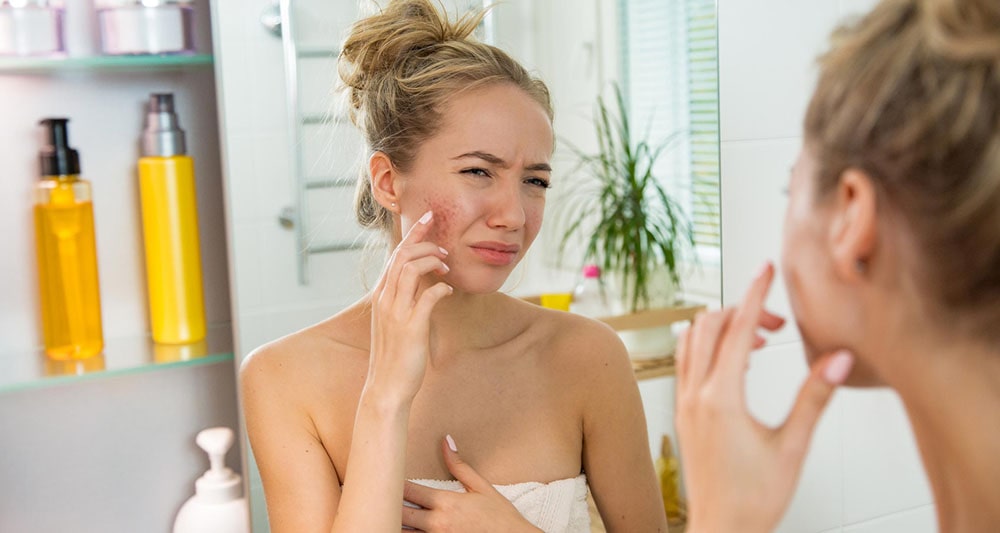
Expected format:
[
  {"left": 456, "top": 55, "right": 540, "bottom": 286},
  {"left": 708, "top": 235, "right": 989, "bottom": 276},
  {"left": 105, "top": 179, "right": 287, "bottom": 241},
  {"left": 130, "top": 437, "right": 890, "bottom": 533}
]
[{"left": 39, "top": 118, "right": 81, "bottom": 177}]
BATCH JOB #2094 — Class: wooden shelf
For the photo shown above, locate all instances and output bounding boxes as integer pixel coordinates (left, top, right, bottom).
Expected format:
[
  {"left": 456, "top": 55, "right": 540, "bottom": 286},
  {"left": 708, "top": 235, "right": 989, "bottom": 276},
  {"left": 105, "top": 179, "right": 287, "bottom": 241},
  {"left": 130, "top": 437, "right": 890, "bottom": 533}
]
[{"left": 632, "top": 355, "right": 677, "bottom": 380}]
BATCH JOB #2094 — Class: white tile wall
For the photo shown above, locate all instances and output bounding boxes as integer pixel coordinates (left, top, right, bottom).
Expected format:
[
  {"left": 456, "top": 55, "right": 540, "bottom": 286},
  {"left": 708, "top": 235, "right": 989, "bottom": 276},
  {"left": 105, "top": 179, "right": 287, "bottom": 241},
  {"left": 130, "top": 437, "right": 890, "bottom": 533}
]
[
  {"left": 718, "top": 0, "right": 838, "bottom": 142},
  {"left": 746, "top": 343, "right": 844, "bottom": 533},
  {"left": 843, "top": 504, "right": 937, "bottom": 533},
  {"left": 841, "top": 389, "right": 932, "bottom": 524},
  {"left": 719, "top": 0, "right": 936, "bottom": 531},
  {"left": 719, "top": 138, "right": 800, "bottom": 345}
]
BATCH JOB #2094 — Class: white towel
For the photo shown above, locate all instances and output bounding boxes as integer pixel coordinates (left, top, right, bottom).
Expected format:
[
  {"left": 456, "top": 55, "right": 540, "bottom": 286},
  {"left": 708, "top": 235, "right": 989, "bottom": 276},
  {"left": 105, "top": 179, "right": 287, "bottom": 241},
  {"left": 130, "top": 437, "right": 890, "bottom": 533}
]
[{"left": 407, "top": 474, "right": 591, "bottom": 533}]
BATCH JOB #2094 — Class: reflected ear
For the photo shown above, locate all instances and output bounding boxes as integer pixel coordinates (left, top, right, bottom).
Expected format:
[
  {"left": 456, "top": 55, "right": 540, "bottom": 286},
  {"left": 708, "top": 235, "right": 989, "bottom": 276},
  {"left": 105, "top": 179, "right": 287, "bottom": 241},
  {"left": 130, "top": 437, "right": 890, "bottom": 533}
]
[
  {"left": 829, "top": 168, "right": 877, "bottom": 282},
  {"left": 369, "top": 151, "right": 400, "bottom": 212}
]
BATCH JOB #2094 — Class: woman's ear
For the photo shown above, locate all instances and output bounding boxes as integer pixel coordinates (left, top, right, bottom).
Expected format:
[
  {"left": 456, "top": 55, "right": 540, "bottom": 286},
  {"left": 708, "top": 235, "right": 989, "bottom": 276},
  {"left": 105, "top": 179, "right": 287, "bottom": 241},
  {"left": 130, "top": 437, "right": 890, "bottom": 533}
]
[
  {"left": 829, "top": 168, "right": 878, "bottom": 282},
  {"left": 369, "top": 151, "right": 400, "bottom": 212}
]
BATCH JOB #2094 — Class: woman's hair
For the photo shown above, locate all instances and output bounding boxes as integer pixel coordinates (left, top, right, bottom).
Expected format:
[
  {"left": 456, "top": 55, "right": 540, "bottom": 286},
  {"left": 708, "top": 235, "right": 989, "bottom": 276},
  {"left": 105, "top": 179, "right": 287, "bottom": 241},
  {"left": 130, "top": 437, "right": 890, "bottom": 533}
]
[
  {"left": 805, "top": 0, "right": 1000, "bottom": 344},
  {"left": 339, "top": 0, "right": 553, "bottom": 235}
]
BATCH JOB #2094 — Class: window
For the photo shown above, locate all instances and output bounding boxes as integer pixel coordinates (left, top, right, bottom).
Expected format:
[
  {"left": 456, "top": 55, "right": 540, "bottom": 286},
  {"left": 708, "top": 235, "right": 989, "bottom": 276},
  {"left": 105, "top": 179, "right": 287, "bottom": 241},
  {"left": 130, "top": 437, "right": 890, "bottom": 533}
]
[{"left": 619, "top": 0, "right": 720, "bottom": 261}]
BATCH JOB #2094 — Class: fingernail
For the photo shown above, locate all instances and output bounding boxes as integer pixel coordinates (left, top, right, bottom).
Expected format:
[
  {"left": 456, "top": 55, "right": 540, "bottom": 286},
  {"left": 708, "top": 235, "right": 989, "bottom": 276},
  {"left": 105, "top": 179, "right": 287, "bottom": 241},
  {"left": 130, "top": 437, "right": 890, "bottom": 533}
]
[
  {"left": 419, "top": 211, "right": 433, "bottom": 224},
  {"left": 440, "top": 263, "right": 450, "bottom": 273},
  {"left": 439, "top": 247, "right": 449, "bottom": 256},
  {"left": 757, "top": 261, "right": 772, "bottom": 279},
  {"left": 446, "top": 434, "right": 457, "bottom": 452},
  {"left": 823, "top": 350, "right": 855, "bottom": 385}
]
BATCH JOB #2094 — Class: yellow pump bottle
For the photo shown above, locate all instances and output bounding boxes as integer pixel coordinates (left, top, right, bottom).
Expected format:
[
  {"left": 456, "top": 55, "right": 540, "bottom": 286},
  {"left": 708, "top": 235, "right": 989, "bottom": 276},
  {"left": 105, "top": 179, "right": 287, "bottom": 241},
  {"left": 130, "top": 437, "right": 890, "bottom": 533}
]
[
  {"left": 138, "top": 93, "right": 206, "bottom": 344},
  {"left": 33, "top": 118, "right": 104, "bottom": 360}
]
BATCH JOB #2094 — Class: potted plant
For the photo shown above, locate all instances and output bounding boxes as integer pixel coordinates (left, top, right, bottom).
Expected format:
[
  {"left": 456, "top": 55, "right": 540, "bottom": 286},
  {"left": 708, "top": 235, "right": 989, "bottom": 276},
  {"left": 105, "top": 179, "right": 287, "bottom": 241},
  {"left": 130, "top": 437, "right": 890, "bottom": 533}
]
[{"left": 558, "top": 83, "right": 695, "bottom": 357}]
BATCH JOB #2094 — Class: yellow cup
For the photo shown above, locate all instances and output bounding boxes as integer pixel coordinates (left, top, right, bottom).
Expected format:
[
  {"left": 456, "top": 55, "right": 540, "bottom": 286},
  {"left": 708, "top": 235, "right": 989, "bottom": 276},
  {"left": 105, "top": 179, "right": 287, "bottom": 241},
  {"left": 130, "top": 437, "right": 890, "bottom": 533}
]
[{"left": 539, "top": 293, "right": 572, "bottom": 312}]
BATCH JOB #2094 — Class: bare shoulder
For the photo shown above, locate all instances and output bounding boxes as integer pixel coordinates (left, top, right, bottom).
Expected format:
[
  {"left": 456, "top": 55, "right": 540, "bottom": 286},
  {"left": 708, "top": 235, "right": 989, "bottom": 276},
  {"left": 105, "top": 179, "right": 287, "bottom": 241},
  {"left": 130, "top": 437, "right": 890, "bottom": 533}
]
[
  {"left": 503, "top": 296, "right": 632, "bottom": 381},
  {"left": 239, "top": 300, "right": 371, "bottom": 411}
]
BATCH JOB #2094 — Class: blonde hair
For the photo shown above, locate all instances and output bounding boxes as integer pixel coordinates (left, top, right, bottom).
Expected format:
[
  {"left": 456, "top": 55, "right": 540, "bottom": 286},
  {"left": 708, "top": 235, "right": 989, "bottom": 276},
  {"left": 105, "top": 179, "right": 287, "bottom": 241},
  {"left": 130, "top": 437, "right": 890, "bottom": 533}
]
[
  {"left": 805, "top": 0, "right": 1000, "bottom": 343},
  {"left": 339, "top": 0, "right": 553, "bottom": 235}
]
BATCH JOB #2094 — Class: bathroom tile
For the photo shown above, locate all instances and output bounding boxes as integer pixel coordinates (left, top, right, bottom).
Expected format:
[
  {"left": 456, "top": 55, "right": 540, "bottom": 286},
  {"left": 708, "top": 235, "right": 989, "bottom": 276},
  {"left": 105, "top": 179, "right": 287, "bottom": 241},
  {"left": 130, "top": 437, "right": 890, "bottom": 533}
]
[
  {"left": 718, "top": 0, "right": 839, "bottom": 142},
  {"left": 841, "top": 388, "right": 933, "bottom": 524},
  {"left": 252, "top": 221, "right": 371, "bottom": 310},
  {"left": 843, "top": 504, "right": 937, "bottom": 533},
  {"left": 297, "top": 56, "right": 341, "bottom": 117},
  {"left": 745, "top": 342, "right": 843, "bottom": 533},
  {"left": 720, "top": 138, "right": 801, "bottom": 346},
  {"left": 231, "top": 220, "right": 263, "bottom": 311},
  {"left": 223, "top": 134, "right": 260, "bottom": 224},
  {"left": 303, "top": 184, "right": 366, "bottom": 245},
  {"left": 215, "top": 39, "right": 255, "bottom": 135},
  {"left": 249, "top": 33, "right": 291, "bottom": 134},
  {"left": 252, "top": 132, "right": 295, "bottom": 223}
]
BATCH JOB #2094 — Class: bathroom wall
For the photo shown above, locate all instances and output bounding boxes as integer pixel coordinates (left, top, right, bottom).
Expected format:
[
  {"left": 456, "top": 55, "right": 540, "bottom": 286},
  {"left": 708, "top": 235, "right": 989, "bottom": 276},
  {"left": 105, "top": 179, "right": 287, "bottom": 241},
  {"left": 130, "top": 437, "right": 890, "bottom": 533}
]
[
  {"left": 718, "top": 1, "right": 936, "bottom": 532},
  {"left": 0, "top": 1, "right": 241, "bottom": 531}
]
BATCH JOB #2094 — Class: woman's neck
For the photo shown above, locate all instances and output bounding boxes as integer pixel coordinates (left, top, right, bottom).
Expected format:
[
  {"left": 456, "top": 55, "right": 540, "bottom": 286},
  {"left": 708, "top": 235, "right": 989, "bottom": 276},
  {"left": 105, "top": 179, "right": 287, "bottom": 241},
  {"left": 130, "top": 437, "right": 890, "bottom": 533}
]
[
  {"left": 884, "top": 331, "right": 1000, "bottom": 532},
  {"left": 417, "top": 281, "right": 522, "bottom": 362}
]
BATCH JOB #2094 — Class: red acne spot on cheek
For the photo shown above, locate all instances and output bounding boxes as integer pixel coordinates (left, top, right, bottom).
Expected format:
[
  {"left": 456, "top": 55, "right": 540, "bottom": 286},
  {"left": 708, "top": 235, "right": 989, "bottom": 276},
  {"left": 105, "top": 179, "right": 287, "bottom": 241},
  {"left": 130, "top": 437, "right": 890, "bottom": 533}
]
[{"left": 422, "top": 197, "right": 454, "bottom": 249}]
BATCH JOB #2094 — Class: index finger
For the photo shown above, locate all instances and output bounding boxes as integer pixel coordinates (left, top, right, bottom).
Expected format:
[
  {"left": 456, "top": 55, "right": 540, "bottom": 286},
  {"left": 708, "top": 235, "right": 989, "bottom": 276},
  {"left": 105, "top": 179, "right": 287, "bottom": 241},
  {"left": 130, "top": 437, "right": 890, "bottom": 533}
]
[
  {"left": 374, "top": 210, "right": 436, "bottom": 293},
  {"left": 401, "top": 210, "right": 435, "bottom": 246},
  {"left": 712, "top": 262, "right": 775, "bottom": 382}
]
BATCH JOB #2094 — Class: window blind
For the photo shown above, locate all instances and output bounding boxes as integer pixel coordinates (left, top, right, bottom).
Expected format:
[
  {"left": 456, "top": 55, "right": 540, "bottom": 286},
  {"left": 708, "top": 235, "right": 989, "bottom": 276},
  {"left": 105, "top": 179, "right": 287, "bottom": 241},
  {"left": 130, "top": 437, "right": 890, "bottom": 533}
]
[{"left": 619, "top": 0, "right": 720, "bottom": 255}]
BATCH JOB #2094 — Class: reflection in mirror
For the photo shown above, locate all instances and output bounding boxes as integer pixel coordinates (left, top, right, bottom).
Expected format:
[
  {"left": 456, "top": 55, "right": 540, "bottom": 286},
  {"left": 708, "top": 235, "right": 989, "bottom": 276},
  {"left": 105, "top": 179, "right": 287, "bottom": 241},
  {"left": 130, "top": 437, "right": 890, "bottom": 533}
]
[{"left": 212, "top": 1, "right": 719, "bottom": 531}]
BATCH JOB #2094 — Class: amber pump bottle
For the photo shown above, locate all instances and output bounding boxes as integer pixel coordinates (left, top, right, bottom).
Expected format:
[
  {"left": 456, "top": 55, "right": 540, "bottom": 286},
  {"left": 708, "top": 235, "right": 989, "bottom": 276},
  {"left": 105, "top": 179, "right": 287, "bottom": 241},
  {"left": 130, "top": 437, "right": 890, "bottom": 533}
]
[
  {"left": 138, "top": 93, "right": 206, "bottom": 344},
  {"left": 34, "top": 118, "right": 104, "bottom": 360}
]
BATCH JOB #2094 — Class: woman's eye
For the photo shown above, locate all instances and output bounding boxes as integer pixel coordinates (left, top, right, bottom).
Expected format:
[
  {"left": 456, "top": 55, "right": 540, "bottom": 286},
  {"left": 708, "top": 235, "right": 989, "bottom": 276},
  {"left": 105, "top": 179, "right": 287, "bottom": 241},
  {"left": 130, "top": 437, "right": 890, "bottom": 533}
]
[
  {"left": 462, "top": 168, "right": 490, "bottom": 177},
  {"left": 525, "top": 177, "right": 551, "bottom": 189}
]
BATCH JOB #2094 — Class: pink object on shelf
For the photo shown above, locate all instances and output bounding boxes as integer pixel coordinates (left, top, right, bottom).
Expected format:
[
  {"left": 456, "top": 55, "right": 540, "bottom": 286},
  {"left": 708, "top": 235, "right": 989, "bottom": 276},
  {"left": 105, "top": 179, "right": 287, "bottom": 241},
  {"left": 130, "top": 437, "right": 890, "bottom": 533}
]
[{"left": 582, "top": 264, "right": 601, "bottom": 279}]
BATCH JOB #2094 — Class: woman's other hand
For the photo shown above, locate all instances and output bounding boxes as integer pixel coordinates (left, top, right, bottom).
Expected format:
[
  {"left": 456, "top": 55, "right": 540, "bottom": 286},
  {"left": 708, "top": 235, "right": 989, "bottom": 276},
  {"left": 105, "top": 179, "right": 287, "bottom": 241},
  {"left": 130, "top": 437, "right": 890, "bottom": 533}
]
[
  {"left": 368, "top": 210, "right": 453, "bottom": 405},
  {"left": 401, "top": 436, "right": 543, "bottom": 533},
  {"left": 675, "top": 263, "right": 855, "bottom": 533}
]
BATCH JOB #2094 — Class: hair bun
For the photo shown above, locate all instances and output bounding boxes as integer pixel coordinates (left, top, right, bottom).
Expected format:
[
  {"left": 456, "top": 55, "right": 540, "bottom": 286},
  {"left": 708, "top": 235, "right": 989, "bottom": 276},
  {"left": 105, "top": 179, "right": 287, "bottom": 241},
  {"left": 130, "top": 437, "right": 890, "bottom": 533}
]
[
  {"left": 340, "top": 0, "right": 484, "bottom": 111},
  {"left": 924, "top": 0, "right": 1000, "bottom": 62}
]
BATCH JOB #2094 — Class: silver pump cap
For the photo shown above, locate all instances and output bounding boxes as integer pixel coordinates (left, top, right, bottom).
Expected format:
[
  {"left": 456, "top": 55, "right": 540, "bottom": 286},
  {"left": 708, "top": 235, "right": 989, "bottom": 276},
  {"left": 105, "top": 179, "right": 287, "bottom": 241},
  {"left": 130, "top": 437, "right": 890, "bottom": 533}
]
[{"left": 141, "top": 93, "right": 187, "bottom": 157}]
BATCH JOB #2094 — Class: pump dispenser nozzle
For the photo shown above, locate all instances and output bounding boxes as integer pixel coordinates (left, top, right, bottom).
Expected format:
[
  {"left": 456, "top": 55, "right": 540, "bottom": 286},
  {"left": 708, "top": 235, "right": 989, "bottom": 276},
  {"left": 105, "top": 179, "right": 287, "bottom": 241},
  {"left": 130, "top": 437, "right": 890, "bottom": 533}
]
[
  {"left": 142, "top": 93, "right": 187, "bottom": 157},
  {"left": 173, "top": 427, "right": 249, "bottom": 533},
  {"left": 39, "top": 118, "right": 81, "bottom": 177},
  {"left": 192, "top": 427, "right": 242, "bottom": 503}
]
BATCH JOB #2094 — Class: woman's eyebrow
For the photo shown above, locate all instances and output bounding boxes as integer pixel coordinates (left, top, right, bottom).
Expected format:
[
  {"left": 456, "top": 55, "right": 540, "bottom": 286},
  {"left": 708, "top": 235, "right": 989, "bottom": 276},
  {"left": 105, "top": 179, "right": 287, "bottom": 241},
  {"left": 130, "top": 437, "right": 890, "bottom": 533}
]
[{"left": 452, "top": 151, "right": 551, "bottom": 172}]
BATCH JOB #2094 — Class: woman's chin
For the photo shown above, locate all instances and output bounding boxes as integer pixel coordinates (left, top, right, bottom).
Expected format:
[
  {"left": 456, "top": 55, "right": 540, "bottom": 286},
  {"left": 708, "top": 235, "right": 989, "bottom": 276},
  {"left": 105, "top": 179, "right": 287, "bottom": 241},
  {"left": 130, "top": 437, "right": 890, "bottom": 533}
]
[{"left": 804, "top": 345, "right": 886, "bottom": 388}]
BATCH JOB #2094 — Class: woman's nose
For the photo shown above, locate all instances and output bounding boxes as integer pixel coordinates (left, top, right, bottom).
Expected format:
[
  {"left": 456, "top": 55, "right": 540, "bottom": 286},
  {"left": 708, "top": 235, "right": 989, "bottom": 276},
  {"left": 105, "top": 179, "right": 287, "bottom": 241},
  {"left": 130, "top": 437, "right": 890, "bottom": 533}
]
[{"left": 486, "top": 182, "right": 526, "bottom": 230}]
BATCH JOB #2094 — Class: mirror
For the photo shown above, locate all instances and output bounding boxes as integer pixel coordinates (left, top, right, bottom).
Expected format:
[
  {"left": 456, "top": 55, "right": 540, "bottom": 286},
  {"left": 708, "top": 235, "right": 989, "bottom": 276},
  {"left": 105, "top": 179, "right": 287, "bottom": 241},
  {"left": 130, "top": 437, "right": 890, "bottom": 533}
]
[{"left": 211, "top": 0, "right": 719, "bottom": 529}]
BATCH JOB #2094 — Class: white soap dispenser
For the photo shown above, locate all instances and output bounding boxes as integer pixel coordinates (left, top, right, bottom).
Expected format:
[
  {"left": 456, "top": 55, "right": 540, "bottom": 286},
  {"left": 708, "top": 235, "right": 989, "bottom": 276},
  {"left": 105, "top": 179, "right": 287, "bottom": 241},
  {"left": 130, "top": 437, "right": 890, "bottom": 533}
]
[{"left": 173, "top": 427, "right": 250, "bottom": 533}]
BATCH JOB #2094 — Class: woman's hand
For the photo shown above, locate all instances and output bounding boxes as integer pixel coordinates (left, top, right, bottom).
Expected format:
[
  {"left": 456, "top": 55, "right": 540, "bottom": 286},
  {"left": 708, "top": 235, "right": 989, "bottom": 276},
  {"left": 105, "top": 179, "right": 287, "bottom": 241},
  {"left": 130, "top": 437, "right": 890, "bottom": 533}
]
[
  {"left": 367, "top": 210, "right": 453, "bottom": 406},
  {"left": 401, "top": 436, "right": 543, "bottom": 533},
  {"left": 675, "top": 262, "right": 855, "bottom": 533}
]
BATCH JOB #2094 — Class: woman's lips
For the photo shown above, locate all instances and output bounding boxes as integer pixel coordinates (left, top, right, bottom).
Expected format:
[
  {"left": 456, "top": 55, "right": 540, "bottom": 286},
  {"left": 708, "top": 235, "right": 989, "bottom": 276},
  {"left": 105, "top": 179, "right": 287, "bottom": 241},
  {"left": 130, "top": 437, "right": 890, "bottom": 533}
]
[{"left": 469, "top": 242, "right": 520, "bottom": 266}]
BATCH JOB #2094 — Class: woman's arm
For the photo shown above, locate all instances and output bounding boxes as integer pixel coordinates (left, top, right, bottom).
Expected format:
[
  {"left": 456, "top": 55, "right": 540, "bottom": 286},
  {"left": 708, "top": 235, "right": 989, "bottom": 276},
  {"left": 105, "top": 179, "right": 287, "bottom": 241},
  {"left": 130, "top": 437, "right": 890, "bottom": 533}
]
[
  {"left": 578, "top": 325, "right": 670, "bottom": 532},
  {"left": 241, "top": 345, "right": 343, "bottom": 533},
  {"left": 243, "top": 210, "right": 452, "bottom": 533}
]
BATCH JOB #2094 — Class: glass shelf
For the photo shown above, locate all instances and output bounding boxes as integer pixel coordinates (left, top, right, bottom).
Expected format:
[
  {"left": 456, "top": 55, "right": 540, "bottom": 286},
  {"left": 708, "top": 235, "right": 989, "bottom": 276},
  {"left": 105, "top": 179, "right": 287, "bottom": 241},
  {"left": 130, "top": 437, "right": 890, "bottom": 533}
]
[
  {"left": 0, "top": 324, "right": 234, "bottom": 394},
  {"left": 0, "top": 53, "right": 213, "bottom": 74}
]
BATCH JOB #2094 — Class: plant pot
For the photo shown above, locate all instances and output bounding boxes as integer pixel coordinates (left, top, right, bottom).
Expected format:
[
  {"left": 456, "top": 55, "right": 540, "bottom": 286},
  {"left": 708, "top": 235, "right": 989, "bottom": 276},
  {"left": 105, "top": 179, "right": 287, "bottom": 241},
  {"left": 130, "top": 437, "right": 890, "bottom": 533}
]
[{"left": 608, "top": 268, "right": 680, "bottom": 361}]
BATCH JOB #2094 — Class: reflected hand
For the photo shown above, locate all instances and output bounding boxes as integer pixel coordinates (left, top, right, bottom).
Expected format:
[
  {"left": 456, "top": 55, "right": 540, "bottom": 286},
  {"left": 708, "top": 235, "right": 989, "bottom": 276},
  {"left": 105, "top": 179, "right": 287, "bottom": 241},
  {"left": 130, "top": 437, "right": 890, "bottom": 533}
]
[
  {"left": 675, "top": 263, "right": 854, "bottom": 533},
  {"left": 368, "top": 210, "right": 452, "bottom": 405},
  {"left": 401, "top": 436, "right": 542, "bottom": 533}
]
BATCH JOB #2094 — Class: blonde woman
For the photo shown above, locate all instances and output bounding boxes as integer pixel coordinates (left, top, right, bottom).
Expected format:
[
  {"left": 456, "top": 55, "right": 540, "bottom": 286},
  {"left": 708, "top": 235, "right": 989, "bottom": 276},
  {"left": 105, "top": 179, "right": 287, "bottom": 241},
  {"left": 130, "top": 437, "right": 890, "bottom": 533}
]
[
  {"left": 676, "top": 0, "right": 1000, "bottom": 531},
  {"left": 240, "top": 1, "right": 668, "bottom": 532}
]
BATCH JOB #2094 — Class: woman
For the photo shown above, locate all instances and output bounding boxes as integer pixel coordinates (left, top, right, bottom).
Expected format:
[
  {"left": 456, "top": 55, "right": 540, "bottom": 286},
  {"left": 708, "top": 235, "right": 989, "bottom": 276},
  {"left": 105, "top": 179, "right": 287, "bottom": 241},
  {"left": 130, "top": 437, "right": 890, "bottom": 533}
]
[
  {"left": 240, "top": 1, "right": 667, "bottom": 532},
  {"left": 676, "top": 0, "right": 1000, "bottom": 531}
]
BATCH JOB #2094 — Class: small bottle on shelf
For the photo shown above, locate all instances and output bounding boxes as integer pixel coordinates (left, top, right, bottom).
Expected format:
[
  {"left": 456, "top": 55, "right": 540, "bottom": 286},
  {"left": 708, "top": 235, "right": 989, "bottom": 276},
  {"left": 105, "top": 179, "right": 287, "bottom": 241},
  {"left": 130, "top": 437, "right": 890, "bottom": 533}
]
[
  {"left": 138, "top": 92, "right": 206, "bottom": 345},
  {"left": 33, "top": 118, "right": 105, "bottom": 360},
  {"left": 570, "top": 264, "right": 609, "bottom": 318}
]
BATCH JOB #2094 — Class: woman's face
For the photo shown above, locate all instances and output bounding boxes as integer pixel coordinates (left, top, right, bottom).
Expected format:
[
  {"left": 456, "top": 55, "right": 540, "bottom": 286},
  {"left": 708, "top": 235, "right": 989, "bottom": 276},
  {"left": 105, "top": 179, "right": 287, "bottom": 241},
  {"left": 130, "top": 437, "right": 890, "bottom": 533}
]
[
  {"left": 781, "top": 147, "right": 882, "bottom": 385},
  {"left": 396, "top": 83, "right": 554, "bottom": 294}
]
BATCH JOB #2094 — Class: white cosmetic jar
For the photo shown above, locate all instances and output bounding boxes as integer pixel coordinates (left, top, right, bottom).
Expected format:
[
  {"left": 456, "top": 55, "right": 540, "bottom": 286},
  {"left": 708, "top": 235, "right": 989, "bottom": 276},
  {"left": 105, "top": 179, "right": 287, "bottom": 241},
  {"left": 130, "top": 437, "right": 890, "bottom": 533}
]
[
  {"left": 0, "top": 0, "right": 66, "bottom": 57},
  {"left": 97, "top": 0, "right": 194, "bottom": 55}
]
